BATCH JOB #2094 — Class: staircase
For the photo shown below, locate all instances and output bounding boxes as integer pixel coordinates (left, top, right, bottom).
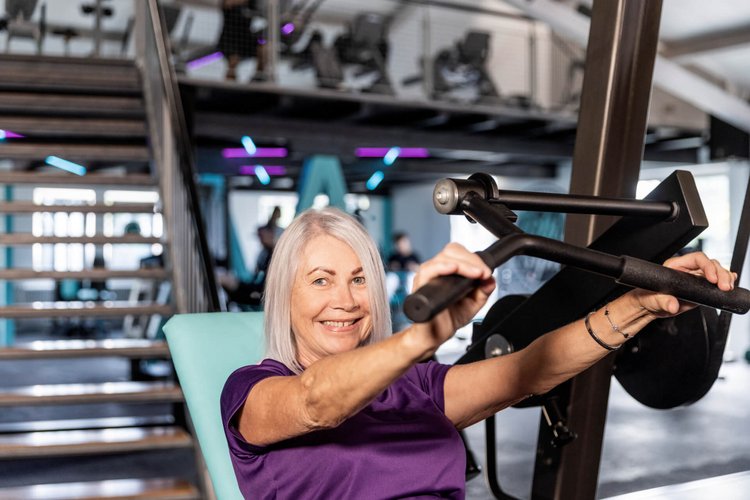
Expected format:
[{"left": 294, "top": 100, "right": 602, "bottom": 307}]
[{"left": 0, "top": 53, "right": 201, "bottom": 498}]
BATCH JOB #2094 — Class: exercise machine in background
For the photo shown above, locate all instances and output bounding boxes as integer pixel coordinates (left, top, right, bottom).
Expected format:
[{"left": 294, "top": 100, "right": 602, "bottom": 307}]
[
  {"left": 403, "top": 30, "right": 532, "bottom": 107},
  {"left": 333, "top": 12, "right": 394, "bottom": 94},
  {"left": 285, "top": 10, "right": 395, "bottom": 94},
  {"left": 2, "top": 0, "right": 46, "bottom": 54}
]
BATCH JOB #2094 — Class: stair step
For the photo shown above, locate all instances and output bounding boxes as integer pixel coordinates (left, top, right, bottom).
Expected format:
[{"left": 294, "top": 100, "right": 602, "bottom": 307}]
[
  {"left": 0, "top": 59, "right": 140, "bottom": 94},
  {"left": 0, "top": 202, "right": 157, "bottom": 214},
  {"left": 0, "top": 92, "right": 144, "bottom": 116},
  {"left": 0, "top": 116, "right": 146, "bottom": 138},
  {"left": 0, "top": 381, "right": 182, "bottom": 407},
  {"left": 0, "top": 268, "right": 167, "bottom": 280},
  {"left": 0, "top": 234, "right": 162, "bottom": 245},
  {"left": 0, "top": 202, "right": 156, "bottom": 214},
  {"left": 0, "top": 338, "right": 170, "bottom": 360},
  {"left": 0, "top": 426, "right": 193, "bottom": 459},
  {"left": 0, "top": 143, "right": 149, "bottom": 162},
  {"left": 0, "top": 477, "right": 200, "bottom": 500},
  {"left": 0, "top": 172, "right": 155, "bottom": 186},
  {"left": 0, "top": 415, "right": 175, "bottom": 433},
  {"left": 0, "top": 53, "right": 138, "bottom": 69},
  {"left": 0, "top": 302, "right": 172, "bottom": 319}
]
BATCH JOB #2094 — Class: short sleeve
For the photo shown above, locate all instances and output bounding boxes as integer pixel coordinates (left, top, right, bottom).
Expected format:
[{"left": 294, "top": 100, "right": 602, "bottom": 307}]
[
  {"left": 409, "top": 360, "right": 451, "bottom": 412},
  {"left": 220, "top": 359, "right": 292, "bottom": 457}
]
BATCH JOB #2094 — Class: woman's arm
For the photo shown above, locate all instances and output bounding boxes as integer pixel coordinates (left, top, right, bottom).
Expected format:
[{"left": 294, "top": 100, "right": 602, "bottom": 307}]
[
  {"left": 237, "top": 243, "right": 495, "bottom": 447},
  {"left": 444, "top": 252, "right": 736, "bottom": 429}
]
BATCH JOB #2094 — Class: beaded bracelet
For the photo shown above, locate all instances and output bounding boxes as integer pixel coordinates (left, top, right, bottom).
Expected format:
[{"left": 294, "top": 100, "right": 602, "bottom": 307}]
[
  {"left": 584, "top": 312, "right": 619, "bottom": 351},
  {"left": 604, "top": 304, "right": 631, "bottom": 339}
]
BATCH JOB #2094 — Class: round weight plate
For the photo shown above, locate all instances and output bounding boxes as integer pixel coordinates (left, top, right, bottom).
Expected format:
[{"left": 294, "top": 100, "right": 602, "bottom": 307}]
[{"left": 613, "top": 306, "right": 719, "bottom": 409}]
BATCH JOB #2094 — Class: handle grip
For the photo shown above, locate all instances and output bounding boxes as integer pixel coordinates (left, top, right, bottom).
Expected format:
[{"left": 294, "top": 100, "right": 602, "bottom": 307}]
[
  {"left": 404, "top": 247, "right": 496, "bottom": 323},
  {"left": 403, "top": 274, "right": 482, "bottom": 323},
  {"left": 618, "top": 256, "right": 750, "bottom": 314}
]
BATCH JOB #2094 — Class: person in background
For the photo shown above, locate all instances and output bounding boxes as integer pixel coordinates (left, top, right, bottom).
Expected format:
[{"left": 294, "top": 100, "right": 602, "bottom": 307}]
[
  {"left": 218, "top": 0, "right": 267, "bottom": 81},
  {"left": 387, "top": 231, "right": 421, "bottom": 273},
  {"left": 387, "top": 231, "right": 421, "bottom": 330},
  {"left": 221, "top": 207, "right": 737, "bottom": 498},
  {"left": 221, "top": 207, "right": 284, "bottom": 309}
]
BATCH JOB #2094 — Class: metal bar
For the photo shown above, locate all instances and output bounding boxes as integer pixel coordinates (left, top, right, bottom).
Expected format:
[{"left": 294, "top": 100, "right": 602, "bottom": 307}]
[
  {"left": 266, "top": 0, "right": 279, "bottom": 82},
  {"left": 531, "top": 1, "right": 665, "bottom": 499},
  {"left": 663, "top": 24, "right": 750, "bottom": 59},
  {"left": 485, "top": 415, "right": 520, "bottom": 499},
  {"left": 492, "top": 191, "right": 675, "bottom": 217},
  {"left": 461, "top": 195, "right": 522, "bottom": 237}
]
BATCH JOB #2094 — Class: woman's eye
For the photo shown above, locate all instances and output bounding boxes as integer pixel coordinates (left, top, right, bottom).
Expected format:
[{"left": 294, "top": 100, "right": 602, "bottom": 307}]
[
  {"left": 312, "top": 278, "right": 328, "bottom": 286},
  {"left": 352, "top": 276, "right": 366, "bottom": 285}
]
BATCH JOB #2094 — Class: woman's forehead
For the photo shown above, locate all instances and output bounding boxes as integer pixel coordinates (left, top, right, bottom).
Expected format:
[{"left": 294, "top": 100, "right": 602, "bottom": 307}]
[{"left": 299, "top": 234, "right": 362, "bottom": 271}]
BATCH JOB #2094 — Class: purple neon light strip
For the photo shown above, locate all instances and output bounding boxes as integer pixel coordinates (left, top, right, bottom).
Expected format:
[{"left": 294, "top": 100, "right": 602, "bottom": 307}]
[
  {"left": 186, "top": 51, "right": 224, "bottom": 71},
  {"left": 1, "top": 129, "right": 25, "bottom": 138},
  {"left": 239, "top": 165, "right": 287, "bottom": 176},
  {"left": 355, "top": 147, "right": 429, "bottom": 158},
  {"left": 223, "top": 147, "right": 288, "bottom": 158}
]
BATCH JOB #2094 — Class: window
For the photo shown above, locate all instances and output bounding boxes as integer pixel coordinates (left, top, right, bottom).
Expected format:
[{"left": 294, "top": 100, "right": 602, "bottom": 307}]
[
  {"left": 32, "top": 188, "right": 96, "bottom": 271},
  {"left": 102, "top": 190, "right": 162, "bottom": 270}
]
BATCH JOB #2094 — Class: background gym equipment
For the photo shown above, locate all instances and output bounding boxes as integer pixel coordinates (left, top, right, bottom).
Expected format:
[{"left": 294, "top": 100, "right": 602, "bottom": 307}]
[
  {"left": 2, "top": 0, "right": 46, "bottom": 54},
  {"left": 404, "top": 171, "right": 750, "bottom": 498},
  {"left": 333, "top": 12, "right": 394, "bottom": 94},
  {"left": 403, "top": 30, "right": 529, "bottom": 106}
]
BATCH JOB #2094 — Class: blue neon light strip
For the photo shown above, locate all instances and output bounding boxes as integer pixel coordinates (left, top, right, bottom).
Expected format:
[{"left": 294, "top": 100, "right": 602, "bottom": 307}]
[
  {"left": 366, "top": 170, "right": 385, "bottom": 190},
  {"left": 255, "top": 165, "right": 271, "bottom": 185},
  {"left": 45, "top": 156, "right": 87, "bottom": 176},
  {"left": 383, "top": 147, "right": 401, "bottom": 166},
  {"left": 241, "top": 136, "right": 257, "bottom": 155}
]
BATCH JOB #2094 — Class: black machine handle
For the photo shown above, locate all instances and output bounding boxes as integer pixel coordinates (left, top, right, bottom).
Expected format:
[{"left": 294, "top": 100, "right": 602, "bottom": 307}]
[
  {"left": 617, "top": 256, "right": 750, "bottom": 314},
  {"left": 403, "top": 234, "right": 750, "bottom": 323}
]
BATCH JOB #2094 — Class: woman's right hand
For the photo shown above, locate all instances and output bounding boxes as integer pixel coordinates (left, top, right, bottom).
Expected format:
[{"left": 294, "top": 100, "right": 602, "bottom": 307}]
[{"left": 406, "top": 243, "right": 496, "bottom": 352}]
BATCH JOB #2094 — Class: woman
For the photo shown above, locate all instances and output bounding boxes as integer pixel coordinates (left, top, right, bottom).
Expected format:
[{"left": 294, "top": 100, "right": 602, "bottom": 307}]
[{"left": 221, "top": 207, "right": 736, "bottom": 499}]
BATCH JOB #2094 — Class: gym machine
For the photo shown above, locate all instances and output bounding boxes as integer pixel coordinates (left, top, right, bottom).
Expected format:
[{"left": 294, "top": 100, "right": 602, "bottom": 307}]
[
  {"left": 286, "top": 11, "right": 395, "bottom": 94},
  {"left": 403, "top": 30, "right": 529, "bottom": 107},
  {"left": 404, "top": 172, "right": 750, "bottom": 499},
  {"left": 332, "top": 12, "right": 394, "bottom": 94}
]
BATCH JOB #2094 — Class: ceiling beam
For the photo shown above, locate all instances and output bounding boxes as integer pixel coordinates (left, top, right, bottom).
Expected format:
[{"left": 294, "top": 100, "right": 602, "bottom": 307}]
[
  {"left": 662, "top": 24, "right": 750, "bottom": 59},
  {"left": 193, "top": 112, "right": 575, "bottom": 159},
  {"left": 500, "top": 0, "right": 750, "bottom": 133}
]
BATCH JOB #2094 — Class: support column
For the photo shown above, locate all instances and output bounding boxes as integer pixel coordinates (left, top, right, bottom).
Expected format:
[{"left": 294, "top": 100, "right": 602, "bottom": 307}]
[
  {"left": 530, "top": 1, "right": 664, "bottom": 498},
  {"left": 1, "top": 186, "right": 14, "bottom": 346}
]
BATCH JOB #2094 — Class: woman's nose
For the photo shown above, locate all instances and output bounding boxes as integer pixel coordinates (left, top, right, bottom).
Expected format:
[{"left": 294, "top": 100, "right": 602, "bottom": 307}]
[{"left": 332, "top": 284, "right": 359, "bottom": 310}]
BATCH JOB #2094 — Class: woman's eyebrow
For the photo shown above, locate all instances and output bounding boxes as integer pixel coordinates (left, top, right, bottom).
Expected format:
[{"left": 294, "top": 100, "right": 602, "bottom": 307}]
[{"left": 306, "top": 267, "right": 335, "bottom": 276}]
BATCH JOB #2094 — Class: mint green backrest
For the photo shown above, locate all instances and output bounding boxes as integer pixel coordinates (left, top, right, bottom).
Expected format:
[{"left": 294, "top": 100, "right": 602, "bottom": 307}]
[{"left": 163, "top": 312, "right": 265, "bottom": 500}]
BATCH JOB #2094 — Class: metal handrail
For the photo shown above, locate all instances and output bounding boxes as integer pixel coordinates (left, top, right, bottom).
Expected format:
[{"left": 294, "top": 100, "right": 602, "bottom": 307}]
[{"left": 135, "top": 0, "right": 220, "bottom": 313}]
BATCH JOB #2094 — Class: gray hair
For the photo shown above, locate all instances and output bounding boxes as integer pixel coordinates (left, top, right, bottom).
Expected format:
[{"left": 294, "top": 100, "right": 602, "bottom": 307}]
[{"left": 263, "top": 207, "right": 391, "bottom": 373}]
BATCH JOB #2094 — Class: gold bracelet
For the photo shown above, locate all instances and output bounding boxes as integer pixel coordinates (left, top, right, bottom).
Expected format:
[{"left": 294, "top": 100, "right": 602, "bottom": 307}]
[
  {"left": 604, "top": 304, "right": 630, "bottom": 339},
  {"left": 584, "top": 312, "right": 619, "bottom": 351}
]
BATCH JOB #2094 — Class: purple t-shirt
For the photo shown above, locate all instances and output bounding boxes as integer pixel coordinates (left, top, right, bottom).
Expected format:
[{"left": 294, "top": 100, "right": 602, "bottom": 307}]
[{"left": 221, "top": 358, "right": 466, "bottom": 499}]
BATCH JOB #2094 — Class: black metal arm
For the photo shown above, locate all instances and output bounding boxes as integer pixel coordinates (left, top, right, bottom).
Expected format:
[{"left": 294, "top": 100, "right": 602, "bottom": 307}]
[{"left": 404, "top": 176, "right": 750, "bottom": 323}]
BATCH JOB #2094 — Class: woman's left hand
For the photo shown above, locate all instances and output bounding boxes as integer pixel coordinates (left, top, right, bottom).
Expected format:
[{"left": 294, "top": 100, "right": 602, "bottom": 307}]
[{"left": 631, "top": 251, "right": 737, "bottom": 317}]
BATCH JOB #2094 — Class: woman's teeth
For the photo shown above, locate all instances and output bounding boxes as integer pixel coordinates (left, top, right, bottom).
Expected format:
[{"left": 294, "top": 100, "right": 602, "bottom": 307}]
[{"left": 323, "top": 320, "right": 355, "bottom": 327}]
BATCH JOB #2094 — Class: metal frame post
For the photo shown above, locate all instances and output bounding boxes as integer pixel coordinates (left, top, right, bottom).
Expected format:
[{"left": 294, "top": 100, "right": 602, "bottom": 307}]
[{"left": 530, "top": 1, "right": 664, "bottom": 498}]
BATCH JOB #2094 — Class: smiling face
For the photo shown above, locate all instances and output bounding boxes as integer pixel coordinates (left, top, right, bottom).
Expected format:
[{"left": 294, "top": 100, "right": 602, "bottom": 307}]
[{"left": 291, "top": 234, "right": 372, "bottom": 368}]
